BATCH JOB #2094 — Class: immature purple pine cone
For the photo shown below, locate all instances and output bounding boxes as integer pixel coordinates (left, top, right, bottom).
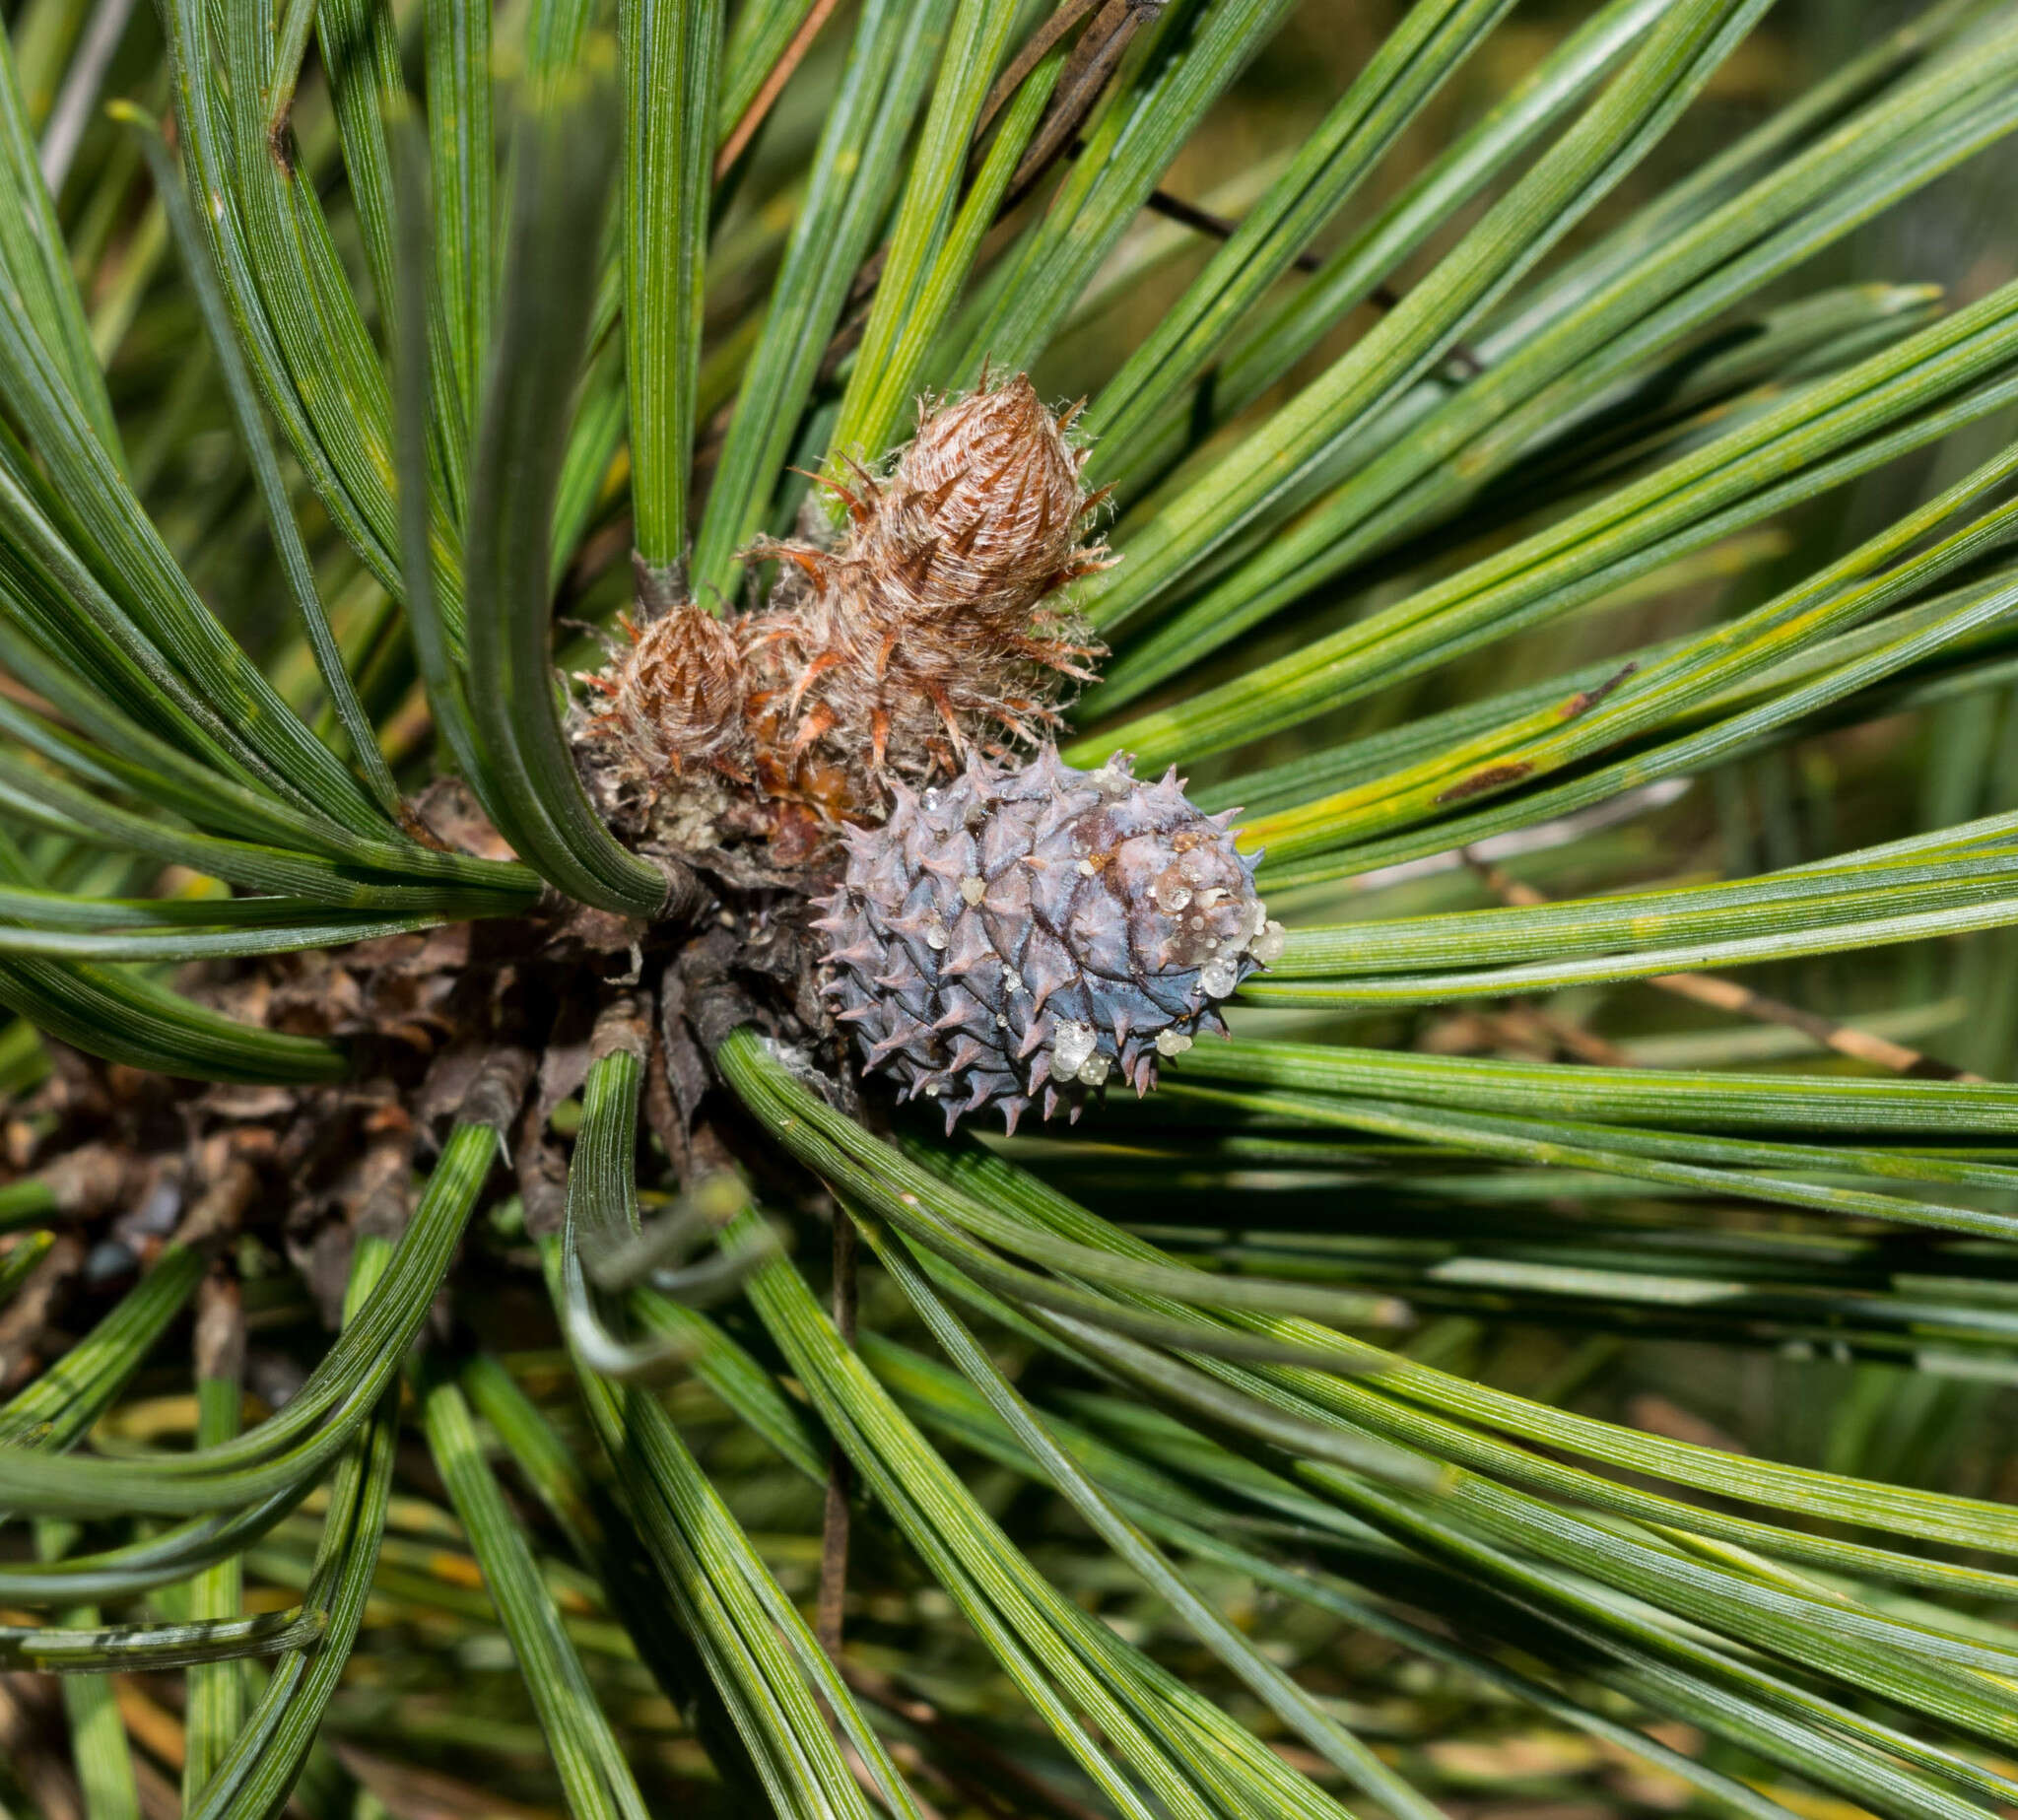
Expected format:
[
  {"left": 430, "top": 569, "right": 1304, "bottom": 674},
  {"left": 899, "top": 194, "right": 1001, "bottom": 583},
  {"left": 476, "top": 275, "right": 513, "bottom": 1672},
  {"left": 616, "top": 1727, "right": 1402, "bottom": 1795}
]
[{"left": 813, "top": 749, "right": 1286, "bottom": 1132}]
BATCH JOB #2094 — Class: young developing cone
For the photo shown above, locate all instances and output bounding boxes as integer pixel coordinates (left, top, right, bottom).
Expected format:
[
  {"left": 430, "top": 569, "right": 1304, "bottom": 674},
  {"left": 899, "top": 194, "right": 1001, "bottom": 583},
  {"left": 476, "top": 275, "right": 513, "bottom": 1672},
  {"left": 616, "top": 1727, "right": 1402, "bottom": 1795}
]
[
  {"left": 856, "top": 374, "right": 1098, "bottom": 622},
  {"left": 814, "top": 750, "right": 1286, "bottom": 1131},
  {"left": 576, "top": 372, "right": 1109, "bottom": 848},
  {"left": 581, "top": 603, "right": 752, "bottom": 791},
  {"left": 742, "top": 373, "right": 1109, "bottom": 808}
]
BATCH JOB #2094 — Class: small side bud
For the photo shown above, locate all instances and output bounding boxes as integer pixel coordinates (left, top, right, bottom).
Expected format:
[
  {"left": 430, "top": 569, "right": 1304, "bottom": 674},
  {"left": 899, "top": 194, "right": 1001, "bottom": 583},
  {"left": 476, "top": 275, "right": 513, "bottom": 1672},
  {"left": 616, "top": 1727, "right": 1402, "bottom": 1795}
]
[{"left": 581, "top": 604, "right": 752, "bottom": 788}]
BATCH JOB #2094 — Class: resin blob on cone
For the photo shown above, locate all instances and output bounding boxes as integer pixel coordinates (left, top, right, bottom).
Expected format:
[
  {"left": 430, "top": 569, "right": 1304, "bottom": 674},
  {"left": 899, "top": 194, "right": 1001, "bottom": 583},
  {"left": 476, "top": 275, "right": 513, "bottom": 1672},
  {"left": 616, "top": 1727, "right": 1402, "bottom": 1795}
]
[{"left": 814, "top": 750, "right": 1284, "bottom": 1131}]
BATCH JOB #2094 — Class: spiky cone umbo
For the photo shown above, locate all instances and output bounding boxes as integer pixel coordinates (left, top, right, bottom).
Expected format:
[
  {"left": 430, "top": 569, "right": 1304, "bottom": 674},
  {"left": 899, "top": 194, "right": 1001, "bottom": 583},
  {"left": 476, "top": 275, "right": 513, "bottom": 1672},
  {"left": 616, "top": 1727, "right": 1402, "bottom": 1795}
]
[
  {"left": 813, "top": 749, "right": 1286, "bottom": 1133},
  {"left": 579, "top": 374, "right": 1108, "bottom": 854}
]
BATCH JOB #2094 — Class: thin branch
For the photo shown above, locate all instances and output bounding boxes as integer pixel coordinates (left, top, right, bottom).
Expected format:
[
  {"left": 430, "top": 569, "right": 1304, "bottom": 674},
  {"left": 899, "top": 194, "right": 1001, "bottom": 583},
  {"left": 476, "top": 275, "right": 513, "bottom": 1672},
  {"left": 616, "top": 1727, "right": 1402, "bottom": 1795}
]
[
  {"left": 1348, "top": 779, "right": 1693, "bottom": 894},
  {"left": 1130, "top": 175, "right": 1485, "bottom": 378},
  {"left": 716, "top": 0, "right": 846, "bottom": 180},
  {"left": 812, "top": 0, "right": 1130, "bottom": 388},
  {"left": 797, "top": 0, "right": 1486, "bottom": 463},
  {"left": 1419, "top": 1002, "right": 1634, "bottom": 1067},
  {"left": 1138, "top": 183, "right": 1327, "bottom": 276},
  {"left": 1640, "top": 967, "right": 1981, "bottom": 1082},
  {"left": 1468, "top": 860, "right": 1981, "bottom": 1082},
  {"left": 974, "top": 0, "right": 1111, "bottom": 147},
  {"left": 1000, "top": 0, "right": 1160, "bottom": 214},
  {"left": 843, "top": 1662, "right": 1110, "bottom": 1820},
  {"left": 836, "top": 1726, "right": 951, "bottom": 1820}
]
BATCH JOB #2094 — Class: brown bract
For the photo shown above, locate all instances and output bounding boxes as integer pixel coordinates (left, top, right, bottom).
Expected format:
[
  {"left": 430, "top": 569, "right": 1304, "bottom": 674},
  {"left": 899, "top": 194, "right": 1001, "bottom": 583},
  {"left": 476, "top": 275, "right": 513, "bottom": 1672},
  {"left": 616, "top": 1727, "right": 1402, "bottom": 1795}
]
[{"left": 578, "top": 372, "right": 1108, "bottom": 850}]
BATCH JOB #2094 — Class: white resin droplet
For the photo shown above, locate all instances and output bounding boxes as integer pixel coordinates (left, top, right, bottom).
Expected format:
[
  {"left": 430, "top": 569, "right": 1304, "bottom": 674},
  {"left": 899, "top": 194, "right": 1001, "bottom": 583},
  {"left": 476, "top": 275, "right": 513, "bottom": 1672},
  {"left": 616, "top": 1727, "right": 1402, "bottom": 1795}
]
[
  {"left": 1077, "top": 1052, "right": 1111, "bottom": 1088},
  {"left": 960, "top": 874, "right": 985, "bottom": 905},
  {"left": 1050, "top": 1020, "right": 1097, "bottom": 1080},
  {"left": 1155, "top": 1029, "right": 1193, "bottom": 1058},
  {"left": 1250, "top": 919, "right": 1287, "bottom": 966},
  {"left": 1077, "top": 858, "right": 1097, "bottom": 876},
  {"left": 1199, "top": 954, "right": 1240, "bottom": 998},
  {"left": 1224, "top": 895, "right": 1264, "bottom": 953},
  {"left": 924, "top": 912, "right": 948, "bottom": 952},
  {"left": 1156, "top": 880, "right": 1192, "bottom": 913},
  {"left": 1002, "top": 967, "right": 1024, "bottom": 993},
  {"left": 1196, "top": 887, "right": 1226, "bottom": 910}
]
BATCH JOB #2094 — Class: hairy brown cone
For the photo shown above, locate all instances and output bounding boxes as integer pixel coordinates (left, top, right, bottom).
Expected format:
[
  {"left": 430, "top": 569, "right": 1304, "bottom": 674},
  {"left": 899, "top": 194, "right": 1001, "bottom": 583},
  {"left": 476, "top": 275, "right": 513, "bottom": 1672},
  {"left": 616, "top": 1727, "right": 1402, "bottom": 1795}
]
[
  {"left": 580, "top": 602, "right": 751, "bottom": 789},
  {"left": 746, "top": 372, "right": 1108, "bottom": 794},
  {"left": 852, "top": 371, "right": 1098, "bottom": 621},
  {"left": 580, "top": 373, "right": 1108, "bottom": 845}
]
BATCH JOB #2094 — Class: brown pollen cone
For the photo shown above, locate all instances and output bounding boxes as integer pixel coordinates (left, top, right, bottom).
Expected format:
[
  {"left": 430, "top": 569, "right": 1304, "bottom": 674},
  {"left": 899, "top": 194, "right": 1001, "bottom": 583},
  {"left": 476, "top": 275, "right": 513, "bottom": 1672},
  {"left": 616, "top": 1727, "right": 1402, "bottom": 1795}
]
[{"left": 858, "top": 372, "right": 1096, "bottom": 620}]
